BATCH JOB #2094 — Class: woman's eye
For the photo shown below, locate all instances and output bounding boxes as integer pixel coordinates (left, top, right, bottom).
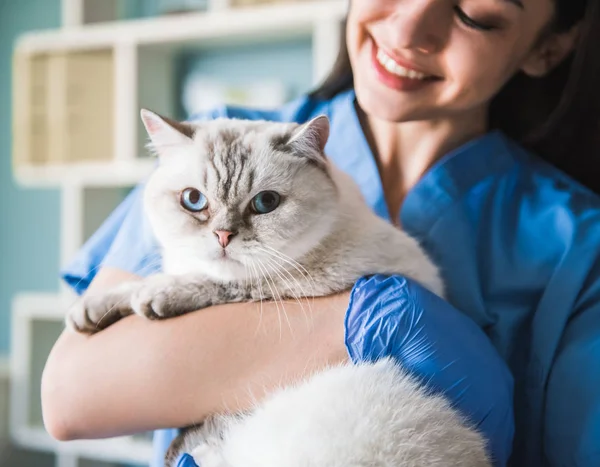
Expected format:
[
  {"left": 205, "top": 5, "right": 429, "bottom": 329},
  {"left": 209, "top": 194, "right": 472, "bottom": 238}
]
[
  {"left": 454, "top": 6, "right": 496, "bottom": 31},
  {"left": 180, "top": 188, "right": 208, "bottom": 212},
  {"left": 251, "top": 191, "right": 281, "bottom": 214}
]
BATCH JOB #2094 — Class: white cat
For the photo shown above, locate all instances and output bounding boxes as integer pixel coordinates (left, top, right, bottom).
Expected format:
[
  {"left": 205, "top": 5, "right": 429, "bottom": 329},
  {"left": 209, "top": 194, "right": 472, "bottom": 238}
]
[{"left": 67, "top": 110, "right": 491, "bottom": 467}]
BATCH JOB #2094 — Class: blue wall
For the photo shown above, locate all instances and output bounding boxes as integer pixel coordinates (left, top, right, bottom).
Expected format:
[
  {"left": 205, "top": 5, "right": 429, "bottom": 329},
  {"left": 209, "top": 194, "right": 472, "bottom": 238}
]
[{"left": 0, "top": 1, "right": 62, "bottom": 356}]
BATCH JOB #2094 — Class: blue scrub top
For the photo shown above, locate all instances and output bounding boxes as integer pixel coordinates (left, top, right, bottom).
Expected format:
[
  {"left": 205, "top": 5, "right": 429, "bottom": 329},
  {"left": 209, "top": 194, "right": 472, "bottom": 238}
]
[{"left": 62, "top": 89, "right": 600, "bottom": 467}]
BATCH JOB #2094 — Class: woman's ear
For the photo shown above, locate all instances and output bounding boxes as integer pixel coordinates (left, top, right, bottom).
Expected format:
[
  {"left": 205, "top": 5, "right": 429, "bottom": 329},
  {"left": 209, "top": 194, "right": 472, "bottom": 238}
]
[{"left": 521, "top": 24, "right": 580, "bottom": 78}]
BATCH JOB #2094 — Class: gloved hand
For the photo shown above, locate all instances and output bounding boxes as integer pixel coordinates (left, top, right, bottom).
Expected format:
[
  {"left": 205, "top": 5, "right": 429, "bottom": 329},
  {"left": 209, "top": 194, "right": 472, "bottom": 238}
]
[
  {"left": 346, "top": 274, "right": 514, "bottom": 466},
  {"left": 172, "top": 274, "right": 515, "bottom": 467},
  {"left": 175, "top": 453, "right": 198, "bottom": 467}
]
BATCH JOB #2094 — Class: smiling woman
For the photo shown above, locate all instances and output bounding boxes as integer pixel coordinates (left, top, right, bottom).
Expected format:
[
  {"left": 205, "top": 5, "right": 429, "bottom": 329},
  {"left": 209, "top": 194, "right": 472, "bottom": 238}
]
[
  {"left": 315, "top": 0, "right": 598, "bottom": 203},
  {"left": 345, "top": 0, "right": 561, "bottom": 125},
  {"left": 41, "top": 0, "right": 600, "bottom": 466}
]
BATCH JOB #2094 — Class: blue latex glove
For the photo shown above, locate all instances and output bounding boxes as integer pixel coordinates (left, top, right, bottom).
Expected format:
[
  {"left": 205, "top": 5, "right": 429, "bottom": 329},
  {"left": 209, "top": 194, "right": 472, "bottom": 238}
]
[
  {"left": 175, "top": 454, "right": 198, "bottom": 467},
  {"left": 346, "top": 274, "right": 514, "bottom": 466}
]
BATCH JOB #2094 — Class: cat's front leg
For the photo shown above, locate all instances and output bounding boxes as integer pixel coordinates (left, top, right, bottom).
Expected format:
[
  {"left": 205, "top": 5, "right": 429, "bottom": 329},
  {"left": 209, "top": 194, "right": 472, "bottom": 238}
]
[
  {"left": 66, "top": 281, "right": 141, "bottom": 334},
  {"left": 65, "top": 274, "right": 231, "bottom": 333},
  {"left": 130, "top": 274, "right": 252, "bottom": 320}
]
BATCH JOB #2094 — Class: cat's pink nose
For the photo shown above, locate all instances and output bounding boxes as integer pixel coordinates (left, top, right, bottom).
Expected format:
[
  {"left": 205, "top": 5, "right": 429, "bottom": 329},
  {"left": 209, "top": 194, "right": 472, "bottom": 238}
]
[{"left": 214, "top": 230, "right": 237, "bottom": 248}]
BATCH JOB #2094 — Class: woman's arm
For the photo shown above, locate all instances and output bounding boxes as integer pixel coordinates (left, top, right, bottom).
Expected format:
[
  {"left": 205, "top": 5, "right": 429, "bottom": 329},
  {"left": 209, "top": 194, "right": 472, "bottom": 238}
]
[{"left": 41, "top": 266, "right": 350, "bottom": 441}]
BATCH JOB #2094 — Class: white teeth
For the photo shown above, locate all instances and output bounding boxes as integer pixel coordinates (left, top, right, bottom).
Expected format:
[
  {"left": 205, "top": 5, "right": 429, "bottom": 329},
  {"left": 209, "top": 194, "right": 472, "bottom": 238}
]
[{"left": 376, "top": 48, "right": 429, "bottom": 80}]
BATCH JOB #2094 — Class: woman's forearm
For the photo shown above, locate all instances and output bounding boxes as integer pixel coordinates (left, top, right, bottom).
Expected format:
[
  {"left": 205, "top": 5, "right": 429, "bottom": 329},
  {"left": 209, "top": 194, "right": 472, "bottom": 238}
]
[{"left": 41, "top": 267, "right": 350, "bottom": 441}]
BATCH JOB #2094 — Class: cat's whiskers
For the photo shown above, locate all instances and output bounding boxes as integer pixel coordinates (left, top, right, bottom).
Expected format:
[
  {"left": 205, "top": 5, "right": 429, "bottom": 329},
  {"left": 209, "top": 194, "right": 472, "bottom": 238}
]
[
  {"left": 258, "top": 247, "right": 317, "bottom": 321},
  {"left": 246, "top": 258, "right": 265, "bottom": 335},
  {"left": 261, "top": 245, "right": 317, "bottom": 296},
  {"left": 260, "top": 255, "right": 305, "bottom": 328},
  {"left": 241, "top": 258, "right": 256, "bottom": 329},
  {"left": 262, "top": 244, "right": 314, "bottom": 282},
  {"left": 260, "top": 254, "right": 305, "bottom": 302},
  {"left": 257, "top": 257, "right": 289, "bottom": 339},
  {"left": 258, "top": 248, "right": 316, "bottom": 330},
  {"left": 254, "top": 258, "right": 286, "bottom": 340},
  {"left": 259, "top": 257, "right": 293, "bottom": 335},
  {"left": 242, "top": 258, "right": 249, "bottom": 294},
  {"left": 259, "top": 252, "right": 311, "bottom": 327},
  {"left": 253, "top": 258, "right": 281, "bottom": 338},
  {"left": 257, "top": 247, "right": 315, "bottom": 298}
]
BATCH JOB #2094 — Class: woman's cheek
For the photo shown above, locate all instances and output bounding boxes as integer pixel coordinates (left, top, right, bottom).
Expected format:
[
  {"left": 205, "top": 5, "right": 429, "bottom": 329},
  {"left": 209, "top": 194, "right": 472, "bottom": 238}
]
[{"left": 438, "top": 43, "right": 507, "bottom": 109}]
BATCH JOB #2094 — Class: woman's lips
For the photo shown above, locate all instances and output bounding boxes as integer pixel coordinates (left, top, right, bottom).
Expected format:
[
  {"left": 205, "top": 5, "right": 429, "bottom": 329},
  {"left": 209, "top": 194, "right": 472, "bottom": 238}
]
[{"left": 370, "top": 40, "right": 441, "bottom": 92}]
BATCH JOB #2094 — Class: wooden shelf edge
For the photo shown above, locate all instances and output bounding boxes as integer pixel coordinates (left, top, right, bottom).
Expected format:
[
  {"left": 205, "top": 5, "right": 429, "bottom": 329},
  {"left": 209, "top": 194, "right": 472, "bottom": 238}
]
[
  {"left": 13, "top": 159, "right": 156, "bottom": 187},
  {"left": 16, "top": 0, "right": 347, "bottom": 53}
]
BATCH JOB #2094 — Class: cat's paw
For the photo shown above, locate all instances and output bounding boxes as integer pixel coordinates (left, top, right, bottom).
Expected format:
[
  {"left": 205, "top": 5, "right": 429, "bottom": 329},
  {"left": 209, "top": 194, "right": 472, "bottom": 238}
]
[
  {"left": 65, "top": 298, "right": 96, "bottom": 334},
  {"left": 130, "top": 275, "right": 186, "bottom": 320},
  {"left": 66, "top": 293, "right": 126, "bottom": 334},
  {"left": 65, "top": 282, "right": 141, "bottom": 334}
]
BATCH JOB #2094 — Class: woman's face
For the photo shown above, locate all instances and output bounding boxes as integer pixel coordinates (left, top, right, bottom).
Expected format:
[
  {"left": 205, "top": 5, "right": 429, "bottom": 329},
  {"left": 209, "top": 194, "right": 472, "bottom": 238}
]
[{"left": 347, "top": 0, "right": 559, "bottom": 123}]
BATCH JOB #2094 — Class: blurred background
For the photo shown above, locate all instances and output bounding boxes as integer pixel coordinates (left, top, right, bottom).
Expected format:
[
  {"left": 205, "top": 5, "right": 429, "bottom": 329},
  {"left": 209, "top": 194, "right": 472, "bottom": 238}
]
[{"left": 0, "top": 0, "right": 344, "bottom": 465}]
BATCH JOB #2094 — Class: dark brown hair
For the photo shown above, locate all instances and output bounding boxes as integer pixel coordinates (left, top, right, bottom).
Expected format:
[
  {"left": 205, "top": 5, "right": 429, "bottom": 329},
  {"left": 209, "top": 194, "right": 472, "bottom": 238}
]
[{"left": 309, "top": 0, "right": 600, "bottom": 193}]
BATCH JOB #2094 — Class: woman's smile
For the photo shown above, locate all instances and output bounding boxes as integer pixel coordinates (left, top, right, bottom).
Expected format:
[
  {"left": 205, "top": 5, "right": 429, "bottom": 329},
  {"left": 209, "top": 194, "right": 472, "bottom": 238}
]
[{"left": 370, "top": 38, "right": 442, "bottom": 92}]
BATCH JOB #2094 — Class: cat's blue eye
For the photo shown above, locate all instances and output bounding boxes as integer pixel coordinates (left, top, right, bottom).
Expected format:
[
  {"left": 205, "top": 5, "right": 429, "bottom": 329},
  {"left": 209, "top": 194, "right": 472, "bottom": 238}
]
[
  {"left": 251, "top": 191, "right": 281, "bottom": 214},
  {"left": 180, "top": 188, "right": 208, "bottom": 212}
]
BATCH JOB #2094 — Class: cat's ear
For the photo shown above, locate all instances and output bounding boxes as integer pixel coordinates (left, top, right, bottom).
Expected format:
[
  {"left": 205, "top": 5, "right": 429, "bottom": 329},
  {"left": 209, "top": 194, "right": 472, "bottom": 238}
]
[
  {"left": 140, "top": 109, "right": 195, "bottom": 155},
  {"left": 287, "top": 115, "right": 330, "bottom": 165}
]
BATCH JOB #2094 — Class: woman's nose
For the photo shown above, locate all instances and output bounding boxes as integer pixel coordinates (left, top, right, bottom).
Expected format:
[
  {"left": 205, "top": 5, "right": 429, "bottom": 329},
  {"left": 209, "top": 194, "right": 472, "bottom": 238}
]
[{"left": 385, "top": 0, "right": 448, "bottom": 55}]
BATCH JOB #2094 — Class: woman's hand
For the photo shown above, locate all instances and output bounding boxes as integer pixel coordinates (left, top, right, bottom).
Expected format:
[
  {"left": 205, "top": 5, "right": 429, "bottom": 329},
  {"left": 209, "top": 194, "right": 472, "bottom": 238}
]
[
  {"left": 174, "top": 454, "right": 197, "bottom": 467},
  {"left": 346, "top": 274, "right": 515, "bottom": 466}
]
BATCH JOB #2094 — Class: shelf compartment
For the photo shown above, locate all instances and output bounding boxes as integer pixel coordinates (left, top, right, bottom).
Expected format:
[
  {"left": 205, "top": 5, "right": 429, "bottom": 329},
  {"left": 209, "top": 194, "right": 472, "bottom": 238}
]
[{"left": 13, "top": 48, "right": 115, "bottom": 168}]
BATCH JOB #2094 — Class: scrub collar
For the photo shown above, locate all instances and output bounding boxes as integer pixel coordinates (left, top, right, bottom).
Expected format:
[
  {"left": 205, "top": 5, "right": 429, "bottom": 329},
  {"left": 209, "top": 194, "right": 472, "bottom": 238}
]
[{"left": 324, "top": 89, "right": 518, "bottom": 238}]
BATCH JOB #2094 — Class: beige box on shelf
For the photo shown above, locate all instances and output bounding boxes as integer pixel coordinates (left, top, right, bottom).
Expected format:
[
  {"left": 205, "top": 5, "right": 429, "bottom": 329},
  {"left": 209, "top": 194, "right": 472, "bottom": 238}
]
[{"left": 13, "top": 49, "right": 114, "bottom": 168}]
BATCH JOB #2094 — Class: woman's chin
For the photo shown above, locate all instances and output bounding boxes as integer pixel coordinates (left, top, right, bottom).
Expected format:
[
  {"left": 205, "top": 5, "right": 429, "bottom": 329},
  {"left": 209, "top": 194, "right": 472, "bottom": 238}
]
[{"left": 354, "top": 79, "right": 436, "bottom": 123}]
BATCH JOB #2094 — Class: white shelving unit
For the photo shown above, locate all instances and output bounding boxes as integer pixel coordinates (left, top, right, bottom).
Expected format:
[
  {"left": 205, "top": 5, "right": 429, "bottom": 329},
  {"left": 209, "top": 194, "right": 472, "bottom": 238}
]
[
  {"left": 10, "top": 1, "right": 346, "bottom": 466},
  {"left": 14, "top": 0, "right": 346, "bottom": 186},
  {"left": 10, "top": 295, "right": 153, "bottom": 466}
]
